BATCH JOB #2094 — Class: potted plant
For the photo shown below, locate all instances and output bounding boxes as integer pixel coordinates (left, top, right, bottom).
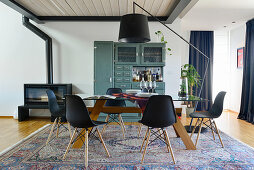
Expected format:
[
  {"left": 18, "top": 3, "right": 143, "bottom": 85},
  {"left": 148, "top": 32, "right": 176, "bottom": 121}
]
[
  {"left": 178, "top": 76, "right": 188, "bottom": 98},
  {"left": 180, "top": 64, "right": 201, "bottom": 116},
  {"left": 155, "top": 31, "right": 172, "bottom": 54}
]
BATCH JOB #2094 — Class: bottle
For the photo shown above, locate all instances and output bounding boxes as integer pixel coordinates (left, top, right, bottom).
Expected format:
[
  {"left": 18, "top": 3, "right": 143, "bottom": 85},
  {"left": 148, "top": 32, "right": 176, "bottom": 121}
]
[
  {"left": 136, "top": 71, "right": 140, "bottom": 82},
  {"left": 159, "top": 74, "right": 163, "bottom": 82},
  {"left": 156, "top": 73, "right": 159, "bottom": 81},
  {"left": 132, "top": 69, "right": 137, "bottom": 82}
]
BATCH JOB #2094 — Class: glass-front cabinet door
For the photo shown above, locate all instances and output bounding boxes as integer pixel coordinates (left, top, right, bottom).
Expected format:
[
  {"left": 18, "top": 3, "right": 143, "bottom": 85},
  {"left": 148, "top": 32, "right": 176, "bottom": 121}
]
[
  {"left": 141, "top": 43, "right": 165, "bottom": 66},
  {"left": 115, "top": 43, "right": 140, "bottom": 65}
]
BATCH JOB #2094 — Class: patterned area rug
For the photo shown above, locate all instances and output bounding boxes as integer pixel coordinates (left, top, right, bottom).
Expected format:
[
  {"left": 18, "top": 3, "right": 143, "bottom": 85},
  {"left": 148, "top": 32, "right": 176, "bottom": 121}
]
[{"left": 0, "top": 124, "right": 254, "bottom": 169}]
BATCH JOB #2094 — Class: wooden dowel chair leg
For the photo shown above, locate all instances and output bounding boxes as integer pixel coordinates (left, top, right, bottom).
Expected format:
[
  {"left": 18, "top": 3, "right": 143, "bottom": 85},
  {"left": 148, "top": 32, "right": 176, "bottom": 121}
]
[
  {"left": 163, "top": 129, "right": 170, "bottom": 153},
  {"left": 190, "top": 118, "right": 199, "bottom": 138},
  {"left": 67, "top": 122, "right": 72, "bottom": 138},
  {"left": 101, "top": 115, "right": 109, "bottom": 133},
  {"left": 63, "top": 128, "right": 77, "bottom": 160},
  {"left": 96, "top": 128, "right": 110, "bottom": 157},
  {"left": 46, "top": 118, "right": 58, "bottom": 145},
  {"left": 141, "top": 129, "right": 151, "bottom": 164},
  {"left": 213, "top": 121, "right": 224, "bottom": 148},
  {"left": 56, "top": 117, "right": 61, "bottom": 138},
  {"left": 118, "top": 114, "right": 125, "bottom": 138},
  {"left": 119, "top": 115, "right": 126, "bottom": 132},
  {"left": 164, "top": 130, "right": 176, "bottom": 164},
  {"left": 209, "top": 119, "right": 215, "bottom": 140},
  {"left": 140, "top": 127, "right": 149, "bottom": 152},
  {"left": 195, "top": 118, "right": 203, "bottom": 147},
  {"left": 85, "top": 129, "right": 89, "bottom": 168}
]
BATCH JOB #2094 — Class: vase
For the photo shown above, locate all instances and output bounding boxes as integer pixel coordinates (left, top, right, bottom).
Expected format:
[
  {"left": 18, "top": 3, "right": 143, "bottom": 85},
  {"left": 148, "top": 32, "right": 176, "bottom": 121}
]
[{"left": 178, "top": 76, "right": 188, "bottom": 98}]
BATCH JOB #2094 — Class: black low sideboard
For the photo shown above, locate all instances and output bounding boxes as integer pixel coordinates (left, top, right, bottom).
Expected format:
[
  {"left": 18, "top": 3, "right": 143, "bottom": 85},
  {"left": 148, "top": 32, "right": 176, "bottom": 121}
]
[{"left": 18, "top": 84, "right": 72, "bottom": 121}]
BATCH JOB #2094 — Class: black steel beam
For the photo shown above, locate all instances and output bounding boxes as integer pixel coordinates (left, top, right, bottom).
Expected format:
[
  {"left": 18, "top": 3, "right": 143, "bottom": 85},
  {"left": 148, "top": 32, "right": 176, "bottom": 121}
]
[
  {"left": 22, "top": 16, "right": 53, "bottom": 84},
  {"left": 165, "top": 0, "right": 192, "bottom": 24},
  {"left": 37, "top": 16, "right": 168, "bottom": 22},
  {"left": 0, "top": 0, "right": 43, "bottom": 24}
]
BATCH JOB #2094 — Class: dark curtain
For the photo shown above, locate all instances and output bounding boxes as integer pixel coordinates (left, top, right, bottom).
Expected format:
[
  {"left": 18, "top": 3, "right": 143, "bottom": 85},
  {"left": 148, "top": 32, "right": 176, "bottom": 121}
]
[
  {"left": 238, "top": 19, "right": 254, "bottom": 124},
  {"left": 189, "top": 31, "right": 214, "bottom": 111}
]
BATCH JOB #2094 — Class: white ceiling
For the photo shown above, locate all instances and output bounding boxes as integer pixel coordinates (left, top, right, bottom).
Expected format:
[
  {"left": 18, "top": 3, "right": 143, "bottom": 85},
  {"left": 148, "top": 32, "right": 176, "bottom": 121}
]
[
  {"left": 14, "top": 0, "right": 175, "bottom": 16},
  {"left": 181, "top": 0, "right": 254, "bottom": 30}
]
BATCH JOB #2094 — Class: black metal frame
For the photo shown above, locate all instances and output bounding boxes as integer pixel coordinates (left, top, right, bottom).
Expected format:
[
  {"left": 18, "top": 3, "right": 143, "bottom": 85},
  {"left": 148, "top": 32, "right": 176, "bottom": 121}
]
[
  {"left": 22, "top": 16, "right": 53, "bottom": 84},
  {"left": 72, "top": 128, "right": 102, "bottom": 146},
  {"left": 38, "top": 16, "right": 169, "bottom": 22},
  {"left": 0, "top": 0, "right": 187, "bottom": 24}
]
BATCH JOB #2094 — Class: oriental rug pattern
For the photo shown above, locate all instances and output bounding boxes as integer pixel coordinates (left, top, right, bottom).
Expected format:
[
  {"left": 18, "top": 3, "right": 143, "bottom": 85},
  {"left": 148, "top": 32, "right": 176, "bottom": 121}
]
[{"left": 0, "top": 125, "right": 254, "bottom": 169}]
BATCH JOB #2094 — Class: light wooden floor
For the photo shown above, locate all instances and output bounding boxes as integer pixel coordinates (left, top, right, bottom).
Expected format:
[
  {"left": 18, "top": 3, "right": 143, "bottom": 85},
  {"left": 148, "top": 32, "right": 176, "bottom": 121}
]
[{"left": 0, "top": 110, "right": 253, "bottom": 152}]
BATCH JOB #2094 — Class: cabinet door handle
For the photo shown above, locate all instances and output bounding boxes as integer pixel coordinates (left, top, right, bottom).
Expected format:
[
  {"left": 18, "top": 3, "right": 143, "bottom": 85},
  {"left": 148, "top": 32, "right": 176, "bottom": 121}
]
[
  {"left": 136, "top": 52, "right": 138, "bottom": 56},
  {"left": 142, "top": 52, "right": 144, "bottom": 56},
  {"left": 109, "top": 77, "right": 112, "bottom": 83}
]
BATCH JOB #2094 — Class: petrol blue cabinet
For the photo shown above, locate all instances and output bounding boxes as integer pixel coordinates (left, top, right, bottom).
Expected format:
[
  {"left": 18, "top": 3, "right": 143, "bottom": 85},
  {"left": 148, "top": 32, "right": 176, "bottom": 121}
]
[
  {"left": 94, "top": 41, "right": 166, "bottom": 122},
  {"left": 94, "top": 41, "right": 114, "bottom": 95}
]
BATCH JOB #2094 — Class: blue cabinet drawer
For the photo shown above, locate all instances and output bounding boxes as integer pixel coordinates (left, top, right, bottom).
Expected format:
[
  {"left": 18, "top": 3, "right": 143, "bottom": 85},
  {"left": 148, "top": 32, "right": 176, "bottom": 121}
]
[
  {"left": 132, "top": 82, "right": 141, "bottom": 89},
  {"left": 155, "top": 89, "right": 165, "bottom": 95},
  {"left": 115, "top": 65, "right": 123, "bottom": 71},
  {"left": 115, "top": 77, "right": 123, "bottom": 82},
  {"left": 124, "top": 72, "right": 131, "bottom": 77},
  {"left": 115, "top": 83, "right": 131, "bottom": 89},
  {"left": 115, "top": 71, "right": 123, "bottom": 77},
  {"left": 123, "top": 77, "right": 131, "bottom": 82},
  {"left": 123, "top": 65, "right": 131, "bottom": 71},
  {"left": 115, "top": 77, "right": 131, "bottom": 83}
]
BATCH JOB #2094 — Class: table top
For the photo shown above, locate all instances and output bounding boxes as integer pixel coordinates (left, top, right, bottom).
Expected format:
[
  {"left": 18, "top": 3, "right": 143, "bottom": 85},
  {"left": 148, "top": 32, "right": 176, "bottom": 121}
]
[{"left": 81, "top": 94, "right": 206, "bottom": 102}]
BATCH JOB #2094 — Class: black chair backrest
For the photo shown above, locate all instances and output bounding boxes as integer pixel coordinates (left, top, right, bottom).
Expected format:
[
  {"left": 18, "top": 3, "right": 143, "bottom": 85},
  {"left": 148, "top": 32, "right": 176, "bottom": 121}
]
[
  {"left": 46, "top": 89, "right": 61, "bottom": 116},
  {"left": 141, "top": 95, "right": 177, "bottom": 128},
  {"left": 65, "top": 95, "right": 94, "bottom": 128},
  {"left": 105, "top": 88, "right": 126, "bottom": 107},
  {"left": 209, "top": 91, "right": 226, "bottom": 118}
]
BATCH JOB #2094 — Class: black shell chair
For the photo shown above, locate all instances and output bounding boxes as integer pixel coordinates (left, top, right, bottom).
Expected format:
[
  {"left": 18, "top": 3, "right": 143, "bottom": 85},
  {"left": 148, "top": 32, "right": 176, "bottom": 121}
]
[
  {"left": 190, "top": 91, "right": 226, "bottom": 148},
  {"left": 139, "top": 95, "right": 176, "bottom": 164},
  {"left": 46, "top": 90, "right": 72, "bottom": 145},
  {"left": 102, "top": 88, "right": 126, "bottom": 138},
  {"left": 63, "top": 95, "right": 110, "bottom": 168}
]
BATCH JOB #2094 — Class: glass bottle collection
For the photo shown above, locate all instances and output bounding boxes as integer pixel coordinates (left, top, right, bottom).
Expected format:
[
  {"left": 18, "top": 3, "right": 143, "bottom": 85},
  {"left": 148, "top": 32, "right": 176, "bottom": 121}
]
[
  {"left": 132, "top": 68, "right": 163, "bottom": 82},
  {"left": 132, "top": 67, "right": 163, "bottom": 93}
]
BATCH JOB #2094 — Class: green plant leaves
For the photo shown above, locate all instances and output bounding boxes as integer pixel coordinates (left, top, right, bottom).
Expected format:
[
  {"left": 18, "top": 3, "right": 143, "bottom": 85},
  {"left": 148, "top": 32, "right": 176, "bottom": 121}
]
[
  {"left": 155, "top": 30, "right": 171, "bottom": 54},
  {"left": 181, "top": 64, "right": 201, "bottom": 95}
]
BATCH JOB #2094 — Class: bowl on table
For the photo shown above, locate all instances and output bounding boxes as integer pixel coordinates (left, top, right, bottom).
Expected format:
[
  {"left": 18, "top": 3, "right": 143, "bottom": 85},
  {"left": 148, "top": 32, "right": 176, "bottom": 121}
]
[
  {"left": 125, "top": 89, "right": 141, "bottom": 94},
  {"left": 135, "top": 93, "right": 158, "bottom": 97}
]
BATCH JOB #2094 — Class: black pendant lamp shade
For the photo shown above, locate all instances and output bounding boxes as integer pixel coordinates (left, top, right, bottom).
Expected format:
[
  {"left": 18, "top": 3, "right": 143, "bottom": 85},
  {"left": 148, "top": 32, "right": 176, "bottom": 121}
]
[{"left": 118, "top": 14, "right": 151, "bottom": 43}]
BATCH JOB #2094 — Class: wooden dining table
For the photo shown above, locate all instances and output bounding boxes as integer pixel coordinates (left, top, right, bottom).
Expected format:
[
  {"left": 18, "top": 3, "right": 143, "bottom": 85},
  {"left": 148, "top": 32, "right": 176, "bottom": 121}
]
[{"left": 72, "top": 95, "right": 202, "bottom": 150}]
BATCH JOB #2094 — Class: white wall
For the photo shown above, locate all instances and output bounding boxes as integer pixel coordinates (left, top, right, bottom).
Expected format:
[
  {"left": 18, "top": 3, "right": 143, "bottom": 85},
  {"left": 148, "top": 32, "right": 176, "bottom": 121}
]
[
  {"left": 213, "top": 31, "right": 230, "bottom": 109},
  {"left": 228, "top": 25, "right": 245, "bottom": 112},
  {"left": 0, "top": 3, "right": 183, "bottom": 116}
]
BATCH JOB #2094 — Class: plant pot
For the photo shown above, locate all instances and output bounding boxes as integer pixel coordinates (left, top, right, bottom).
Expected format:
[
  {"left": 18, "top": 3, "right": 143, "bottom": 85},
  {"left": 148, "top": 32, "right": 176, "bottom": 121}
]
[
  {"left": 186, "top": 107, "right": 194, "bottom": 117},
  {"left": 178, "top": 76, "right": 188, "bottom": 98},
  {"left": 178, "top": 91, "right": 187, "bottom": 98}
]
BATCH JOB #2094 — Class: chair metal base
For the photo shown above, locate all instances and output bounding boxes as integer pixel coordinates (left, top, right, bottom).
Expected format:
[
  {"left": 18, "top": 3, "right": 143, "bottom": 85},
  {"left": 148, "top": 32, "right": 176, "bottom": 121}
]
[{"left": 184, "top": 125, "right": 208, "bottom": 133}]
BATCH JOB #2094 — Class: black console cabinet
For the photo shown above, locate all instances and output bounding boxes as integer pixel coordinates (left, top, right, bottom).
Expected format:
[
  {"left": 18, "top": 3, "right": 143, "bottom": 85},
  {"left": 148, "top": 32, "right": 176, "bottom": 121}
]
[{"left": 18, "top": 84, "right": 72, "bottom": 121}]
